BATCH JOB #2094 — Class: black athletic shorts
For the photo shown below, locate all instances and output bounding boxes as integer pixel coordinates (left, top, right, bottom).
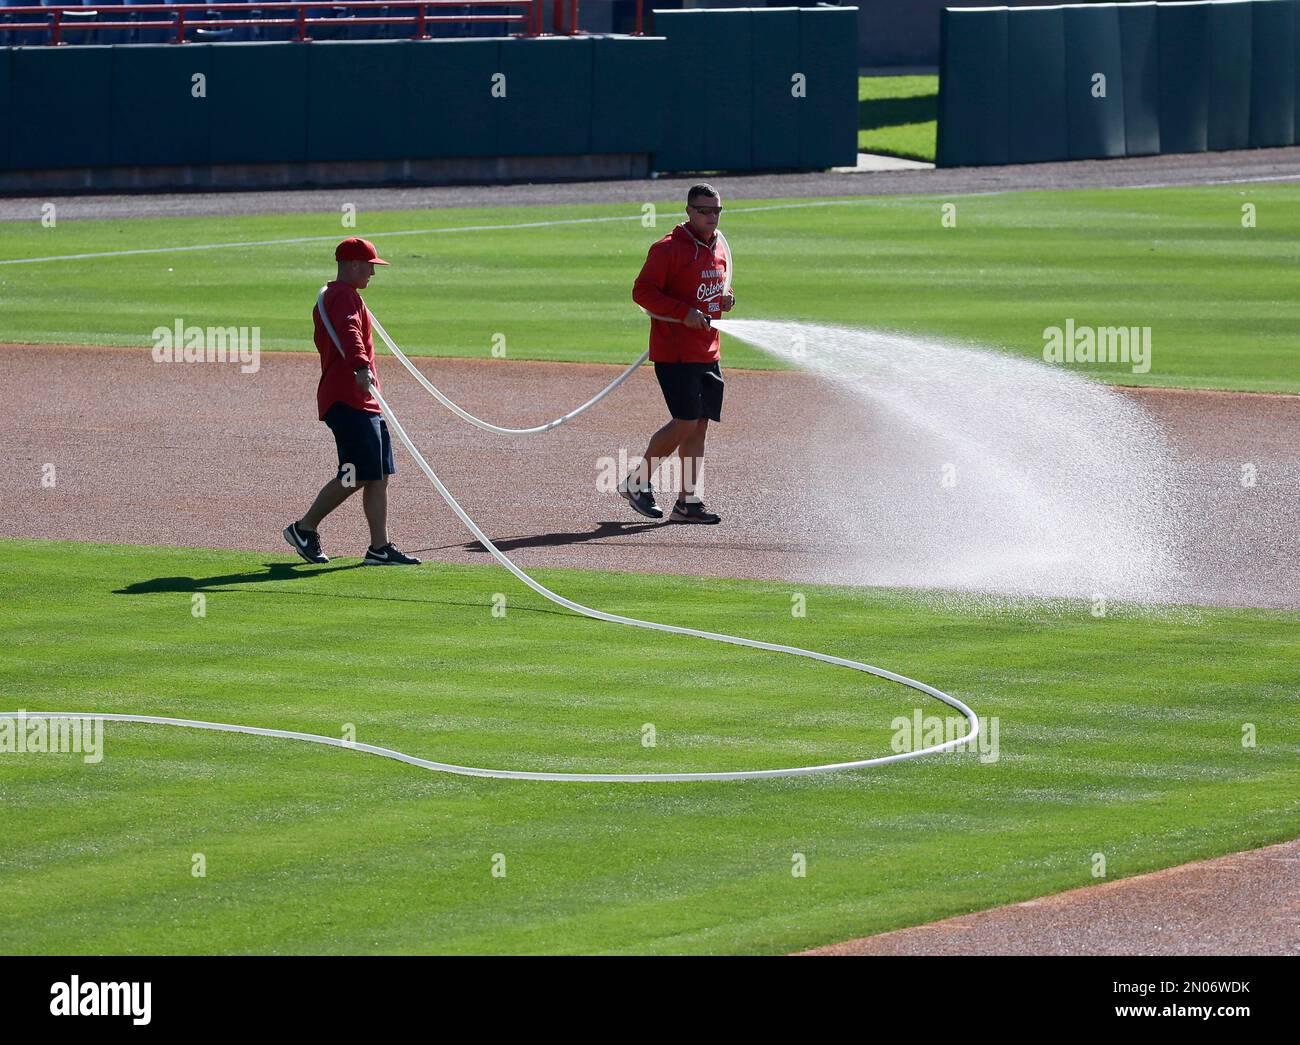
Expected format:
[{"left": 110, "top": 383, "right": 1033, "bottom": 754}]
[
  {"left": 654, "top": 361, "right": 724, "bottom": 422},
  {"left": 322, "top": 401, "right": 396, "bottom": 482}
]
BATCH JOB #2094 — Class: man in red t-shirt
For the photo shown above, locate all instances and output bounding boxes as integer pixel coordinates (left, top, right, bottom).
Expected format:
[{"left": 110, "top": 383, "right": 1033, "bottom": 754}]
[
  {"left": 618, "top": 183, "right": 735, "bottom": 524},
  {"left": 282, "top": 237, "right": 421, "bottom": 566}
]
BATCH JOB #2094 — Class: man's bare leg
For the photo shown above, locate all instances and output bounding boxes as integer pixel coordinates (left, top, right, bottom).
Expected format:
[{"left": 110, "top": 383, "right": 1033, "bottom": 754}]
[
  {"left": 626, "top": 418, "right": 697, "bottom": 490},
  {"left": 299, "top": 477, "right": 358, "bottom": 532},
  {"left": 362, "top": 477, "right": 389, "bottom": 548},
  {"left": 677, "top": 418, "right": 709, "bottom": 502}
]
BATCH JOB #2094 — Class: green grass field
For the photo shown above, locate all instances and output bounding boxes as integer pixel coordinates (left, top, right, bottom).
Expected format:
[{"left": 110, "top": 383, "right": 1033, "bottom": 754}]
[
  {"left": 3, "top": 184, "right": 1298, "bottom": 391},
  {"left": 858, "top": 75, "right": 938, "bottom": 161},
  {"left": 2, "top": 540, "right": 1298, "bottom": 954},
  {"left": 5, "top": 180, "right": 1297, "bottom": 954}
]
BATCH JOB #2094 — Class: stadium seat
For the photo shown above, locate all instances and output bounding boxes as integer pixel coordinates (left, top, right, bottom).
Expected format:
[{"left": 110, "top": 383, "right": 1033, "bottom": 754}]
[
  {"left": 295, "top": 4, "right": 343, "bottom": 40},
  {"left": 0, "top": 0, "right": 16, "bottom": 46},
  {"left": 122, "top": 0, "right": 177, "bottom": 43},
  {"left": 195, "top": 0, "right": 252, "bottom": 41},
  {"left": 460, "top": 2, "right": 504, "bottom": 39},
  {"left": 89, "top": 0, "right": 130, "bottom": 45},
  {"left": 192, "top": 25, "right": 235, "bottom": 40},
  {"left": 445, "top": 4, "right": 471, "bottom": 38},
  {"left": 13, "top": 0, "right": 55, "bottom": 45},
  {"left": 323, "top": 3, "right": 362, "bottom": 40},
  {"left": 188, "top": 3, "right": 234, "bottom": 41},
  {"left": 243, "top": 0, "right": 299, "bottom": 41},
  {"left": 60, "top": 6, "right": 99, "bottom": 45},
  {"left": 220, "top": 0, "right": 256, "bottom": 41},
  {"left": 378, "top": 5, "right": 413, "bottom": 40},
  {"left": 0, "top": 0, "right": 516, "bottom": 46}
]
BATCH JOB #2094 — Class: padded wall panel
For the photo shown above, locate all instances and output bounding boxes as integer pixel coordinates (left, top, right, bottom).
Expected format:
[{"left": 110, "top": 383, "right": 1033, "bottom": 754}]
[{"left": 937, "top": 7, "right": 1010, "bottom": 166}]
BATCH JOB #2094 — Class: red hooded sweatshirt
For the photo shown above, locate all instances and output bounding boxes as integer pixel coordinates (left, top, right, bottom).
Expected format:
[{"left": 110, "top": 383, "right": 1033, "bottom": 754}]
[
  {"left": 632, "top": 223, "right": 731, "bottom": 364},
  {"left": 313, "top": 281, "right": 382, "bottom": 420}
]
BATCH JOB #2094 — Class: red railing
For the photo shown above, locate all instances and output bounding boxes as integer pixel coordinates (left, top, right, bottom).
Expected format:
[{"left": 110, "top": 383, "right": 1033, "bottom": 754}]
[
  {"left": 2, "top": 1, "right": 548, "bottom": 44},
  {"left": 1, "top": 0, "right": 646, "bottom": 43}
]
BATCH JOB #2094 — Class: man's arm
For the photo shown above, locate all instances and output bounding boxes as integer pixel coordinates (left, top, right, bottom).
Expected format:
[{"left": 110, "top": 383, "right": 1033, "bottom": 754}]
[
  {"left": 327, "top": 293, "right": 373, "bottom": 388},
  {"left": 632, "top": 242, "right": 692, "bottom": 322}
]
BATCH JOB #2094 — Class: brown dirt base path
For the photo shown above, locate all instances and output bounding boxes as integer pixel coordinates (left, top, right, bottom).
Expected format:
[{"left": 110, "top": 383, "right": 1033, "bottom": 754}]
[
  {"left": 802, "top": 837, "right": 1300, "bottom": 955},
  {"left": 3, "top": 344, "right": 1297, "bottom": 609}
]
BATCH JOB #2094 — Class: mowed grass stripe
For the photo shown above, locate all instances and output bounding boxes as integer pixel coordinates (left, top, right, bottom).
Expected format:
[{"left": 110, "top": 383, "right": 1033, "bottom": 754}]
[
  {"left": 0, "top": 539, "right": 1297, "bottom": 953},
  {"left": 1, "top": 186, "right": 1297, "bottom": 391}
]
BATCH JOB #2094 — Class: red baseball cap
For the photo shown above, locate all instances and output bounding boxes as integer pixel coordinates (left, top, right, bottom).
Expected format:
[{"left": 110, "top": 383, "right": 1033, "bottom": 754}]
[{"left": 335, "top": 237, "right": 389, "bottom": 266}]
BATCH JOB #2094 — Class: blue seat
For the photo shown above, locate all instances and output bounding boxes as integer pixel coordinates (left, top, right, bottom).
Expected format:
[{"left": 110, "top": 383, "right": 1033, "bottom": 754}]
[
  {"left": 448, "top": 2, "right": 500, "bottom": 40},
  {"left": 305, "top": 5, "right": 348, "bottom": 40},
  {"left": 321, "top": 4, "right": 360, "bottom": 40},
  {"left": 390, "top": 5, "right": 422, "bottom": 41},
  {"left": 9, "top": 0, "right": 54, "bottom": 44},
  {"left": 59, "top": 5, "right": 99, "bottom": 45},
  {"left": 340, "top": 2, "right": 384, "bottom": 40},
  {"left": 187, "top": 4, "right": 234, "bottom": 41},
  {"left": 217, "top": 0, "right": 256, "bottom": 42},
  {"left": 242, "top": 0, "right": 285, "bottom": 42},
  {"left": 89, "top": 0, "right": 131, "bottom": 45},
  {"left": 258, "top": 2, "right": 331, "bottom": 42},
  {"left": 122, "top": 0, "right": 177, "bottom": 43},
  {"left": 438, "top": 4, "right": 469, "bottom": 39},
  {"left": 0, "top": 0, "right": 17, "bottom": 46},
  {"left": 191, "top": 25, "right": 234, "bottom": 41}
]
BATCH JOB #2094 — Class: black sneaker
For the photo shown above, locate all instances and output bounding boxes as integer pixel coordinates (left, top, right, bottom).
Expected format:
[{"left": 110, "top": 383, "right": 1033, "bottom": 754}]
[
  {"left": 363, "top": 542, "right": 422, "bottom": 566},
  {"left": 670, "top": 499, "right": 721, "bottom": 524},
  {"left": 618, "top": 478, "right": 664, "bottom": 520},
  {"left": 283, "top": 521, "right": 329, "bottom": 564}
]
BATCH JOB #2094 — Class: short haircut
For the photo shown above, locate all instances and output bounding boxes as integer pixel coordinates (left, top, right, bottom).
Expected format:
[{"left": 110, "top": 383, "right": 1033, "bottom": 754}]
[{"left": 687, "top": 183, "right": 720, "bottom": 204}]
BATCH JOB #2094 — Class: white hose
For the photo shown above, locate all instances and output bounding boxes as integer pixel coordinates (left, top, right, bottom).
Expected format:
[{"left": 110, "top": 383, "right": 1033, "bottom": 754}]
[
  {"left": 363, "top": 381, "right": 981, "bottom": 781},
  {"left": 370, "top": 311, "right": 648, "bottom": 436},
  {"left": 2, "top": 384, "right": 981, "bottom": 781},
  {"left": 0, "top": 281, "right": 979, "bottom": 784},
  {"left": 362, "top": 228, "right": 732, "bottom": 436}
]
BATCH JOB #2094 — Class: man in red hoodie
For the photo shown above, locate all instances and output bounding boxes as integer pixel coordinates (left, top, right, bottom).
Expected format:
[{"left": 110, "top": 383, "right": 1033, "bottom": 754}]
[
  {"left": 282, "top": 237, "right": 421, "bottom": 566},
  {"left": 619, "top": 183, "right": 735, "bottom": 524}
]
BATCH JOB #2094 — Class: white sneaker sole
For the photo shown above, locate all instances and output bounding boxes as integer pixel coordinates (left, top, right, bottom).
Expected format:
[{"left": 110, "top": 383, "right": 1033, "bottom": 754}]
[{"left": 283, "top": 526, "right": 329, "bottom": 563}]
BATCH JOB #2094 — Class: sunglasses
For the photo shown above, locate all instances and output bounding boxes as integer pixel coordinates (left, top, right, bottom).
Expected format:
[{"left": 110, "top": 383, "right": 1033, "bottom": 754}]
[{"left": 690, "top": 204, "right": 723, "bottom": 215}]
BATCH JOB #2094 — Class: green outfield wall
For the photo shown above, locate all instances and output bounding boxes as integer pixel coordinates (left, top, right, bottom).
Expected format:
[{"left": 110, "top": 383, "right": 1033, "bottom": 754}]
[
  {"left": 938, "top": 0, "right": 1300, "bottom": 167},
  {"left": 0, "top": 8, "right": 857, "bottom": 184}
]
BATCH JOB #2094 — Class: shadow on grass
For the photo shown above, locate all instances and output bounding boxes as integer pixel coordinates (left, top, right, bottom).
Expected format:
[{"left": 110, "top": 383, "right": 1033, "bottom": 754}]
[
  {"left": 114, "top": 562, "right": 361, "bottom": 594},
  {"left": 858, "top": 93, "right": 938, "bottom": 132},
  {"left": 111, "top": 562, "right": 577, "bottom": 619}
]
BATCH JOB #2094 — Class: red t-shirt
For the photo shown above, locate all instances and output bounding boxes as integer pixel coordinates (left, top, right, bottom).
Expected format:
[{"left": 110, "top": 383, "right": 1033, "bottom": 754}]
[
  {"left": 632, "top": 224, "right": 730, "bottom": 364},
  {"left": 313, "top": 281, "right": 382, "bottom": 420}
]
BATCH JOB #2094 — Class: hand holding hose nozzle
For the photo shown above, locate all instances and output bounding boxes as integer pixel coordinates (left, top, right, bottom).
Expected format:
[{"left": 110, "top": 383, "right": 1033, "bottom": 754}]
[{"left": 683, "top": 308, "right": 712, "bottom": 331}]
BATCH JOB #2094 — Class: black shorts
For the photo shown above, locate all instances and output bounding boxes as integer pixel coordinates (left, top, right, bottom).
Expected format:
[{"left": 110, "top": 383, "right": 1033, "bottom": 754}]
[
  {"left": 654, "top": 361, "right": 724, "bottom": 422},
  {"left": 322, "top": 402, "right": 395, "bottom": 482}
]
